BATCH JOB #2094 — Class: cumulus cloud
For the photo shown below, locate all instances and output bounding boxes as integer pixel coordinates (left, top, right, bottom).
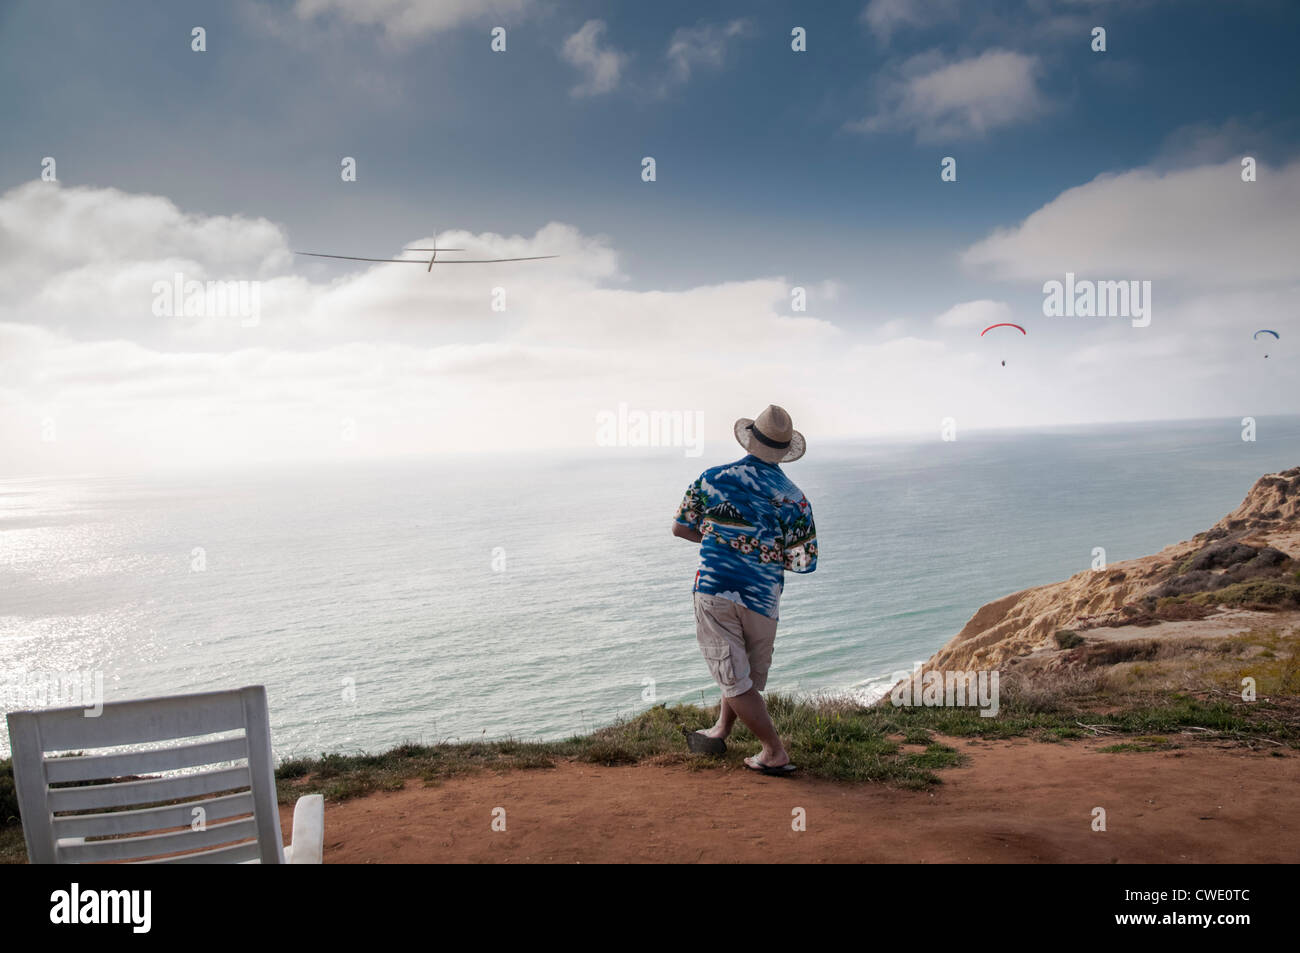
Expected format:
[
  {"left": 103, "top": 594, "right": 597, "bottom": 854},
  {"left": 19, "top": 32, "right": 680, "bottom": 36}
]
[
  {"left": 961, "top": 158, "right": 1300, "bottom": 284},
  {"left": 1150, "top": 117, "right": 1298, "bottom": 171},
  {"left": 293, "top": 0, "right": 533, "bottom": 41},
  {"left": 562, "top": 20, "right": 628, "bottom": 97},
  {"left": 849, "top": 49, "right": 1048, "bottom": 141},
  {"left": 859, "top": 0, "right": 960, "bottom": 43},
  {"left": 663, "top": 19, "right": 751, "bottom": 88},
  {"left": 0, "top": 181, "right": 287, "bottom": 280},
  {"left": 934, "top": 299, "right": 1012, "bottom": 329}
]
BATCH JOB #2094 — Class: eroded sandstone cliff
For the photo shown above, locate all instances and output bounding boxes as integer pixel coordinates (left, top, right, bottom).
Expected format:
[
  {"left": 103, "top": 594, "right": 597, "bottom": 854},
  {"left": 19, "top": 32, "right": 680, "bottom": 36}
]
[{"left": 923, "top": 467, "right": 1300, "bottom": 672}]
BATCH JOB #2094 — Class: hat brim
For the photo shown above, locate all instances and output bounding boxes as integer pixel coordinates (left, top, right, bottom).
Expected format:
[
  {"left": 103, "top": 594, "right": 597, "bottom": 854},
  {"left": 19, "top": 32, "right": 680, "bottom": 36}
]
[{"left": 734, "top": 418, "right": 805, "bottom": 463}]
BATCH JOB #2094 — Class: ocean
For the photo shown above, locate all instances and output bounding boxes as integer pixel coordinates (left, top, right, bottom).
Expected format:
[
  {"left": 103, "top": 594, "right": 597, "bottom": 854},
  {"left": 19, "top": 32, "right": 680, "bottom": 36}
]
[{"left": 2, "top": 416, "right": 1298, "bottom": 759}]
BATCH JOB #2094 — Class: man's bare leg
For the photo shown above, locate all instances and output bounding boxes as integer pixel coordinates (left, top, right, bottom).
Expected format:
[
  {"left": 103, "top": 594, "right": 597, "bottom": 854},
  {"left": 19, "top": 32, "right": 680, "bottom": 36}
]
[
  {"left": 722, "top": 688, "right": 789, "bottom": 767},
  {"left": 702, "top": 695, "right": 738, "bottom": 740}
]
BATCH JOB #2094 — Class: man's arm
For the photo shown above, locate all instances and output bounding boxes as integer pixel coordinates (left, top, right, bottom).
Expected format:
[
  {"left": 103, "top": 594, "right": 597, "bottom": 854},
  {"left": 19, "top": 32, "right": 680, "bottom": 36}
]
[
  {"left": 781, "top": 498, "right": 817, "bottom": 573},
  {"left": 673, "top": 477, "right": 706, "bottom": 542},
  {"left": 671, "top": 521, "right": 703, "bottom": 543}
]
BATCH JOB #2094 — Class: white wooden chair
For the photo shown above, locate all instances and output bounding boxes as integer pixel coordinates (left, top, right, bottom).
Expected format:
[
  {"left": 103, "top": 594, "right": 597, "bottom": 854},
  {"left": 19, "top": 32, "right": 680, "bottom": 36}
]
[{"left": 6, "top": 685, "right": 323, "bottom": 864}]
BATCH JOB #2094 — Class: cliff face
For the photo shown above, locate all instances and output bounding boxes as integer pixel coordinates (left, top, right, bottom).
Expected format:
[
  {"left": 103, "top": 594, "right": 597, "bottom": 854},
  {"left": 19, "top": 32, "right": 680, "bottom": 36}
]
[{"left": 925, "top": 467, "right": 1300, "bottom": 672}]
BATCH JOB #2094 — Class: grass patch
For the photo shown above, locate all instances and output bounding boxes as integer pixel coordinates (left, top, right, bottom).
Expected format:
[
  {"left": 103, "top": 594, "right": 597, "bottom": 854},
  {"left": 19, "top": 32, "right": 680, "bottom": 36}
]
[
  {"left": 1055, "top": 630, "right": 1085, "bottom": 649},
  {"left": 0, "top": 761, "right": 23, "bottom": 865},
  {"left": 0, "top": 759, "right": 16, "bottom": 830},
  {"left": 269, "top": 697, "right": 969, "bottom": 797},
  {"left": 0, "top": 825, "right": 25, "bottom": 866},
  {"left": 900, "top": 742, "right": 967, "bottom": 771}
]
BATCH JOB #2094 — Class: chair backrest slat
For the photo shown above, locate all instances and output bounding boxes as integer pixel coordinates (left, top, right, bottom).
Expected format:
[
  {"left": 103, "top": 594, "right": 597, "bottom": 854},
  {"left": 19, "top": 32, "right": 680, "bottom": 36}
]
[
  {"left": 25, "top": 689, "right": 248, "bottom": 751},
  {"left": 44, "top": 736, "right": 248, "bottom": 784},
  {"left": 59, "top": 816, "right": 259, "bottom": 864},
  {"left": 6, "top": 685, "right": 287, "bottom": 865},
  {"left": 136, "top": 839, "right": 262, "bottom": 864},
  {"left": 51, "top": 790, "right": 256, "bottom": 839},
  {"left": 46, "top": 765, "right": 251, "bottom": 813}
]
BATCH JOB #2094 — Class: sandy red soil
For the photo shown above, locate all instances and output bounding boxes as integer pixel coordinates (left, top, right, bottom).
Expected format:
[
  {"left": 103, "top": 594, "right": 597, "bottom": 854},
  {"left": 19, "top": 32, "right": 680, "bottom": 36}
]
[{"left": 279, "top": 736, "right": 1300, "bottom": 863}]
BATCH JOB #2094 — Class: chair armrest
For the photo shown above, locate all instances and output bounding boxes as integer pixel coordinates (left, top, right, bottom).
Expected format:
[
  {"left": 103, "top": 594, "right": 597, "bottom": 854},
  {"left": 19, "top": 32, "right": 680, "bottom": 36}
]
[{"left": 287, "top": 794, "right": 324, "bottom": 864}]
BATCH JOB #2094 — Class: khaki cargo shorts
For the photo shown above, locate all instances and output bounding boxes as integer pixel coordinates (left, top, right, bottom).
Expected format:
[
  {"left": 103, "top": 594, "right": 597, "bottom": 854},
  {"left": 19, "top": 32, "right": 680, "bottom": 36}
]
[{"left": 693, "top": 592, "right": 778, "bottom": 697}]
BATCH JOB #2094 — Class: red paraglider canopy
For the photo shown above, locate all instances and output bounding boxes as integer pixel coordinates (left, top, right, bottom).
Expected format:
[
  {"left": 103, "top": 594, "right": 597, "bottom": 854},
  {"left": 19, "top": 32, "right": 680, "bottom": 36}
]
[{"left": 980, "top": 323, "right": 1026, "bottom": 336}]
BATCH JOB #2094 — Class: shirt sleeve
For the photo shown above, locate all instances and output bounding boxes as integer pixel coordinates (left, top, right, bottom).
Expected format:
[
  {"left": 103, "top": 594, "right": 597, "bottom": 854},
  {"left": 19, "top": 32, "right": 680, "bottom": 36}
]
[
  {"left": 675, "top": 478, "right": 706, "bottom": 530},
  {"left": 781, "top": 497, "right": 817, "bottom": 573}
]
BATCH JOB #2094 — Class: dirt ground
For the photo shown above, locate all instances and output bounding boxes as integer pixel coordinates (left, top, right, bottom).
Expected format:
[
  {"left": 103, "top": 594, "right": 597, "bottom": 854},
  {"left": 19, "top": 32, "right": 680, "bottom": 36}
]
[{"left": 281, "top": 736, "right": 1300, "bottom": 863}]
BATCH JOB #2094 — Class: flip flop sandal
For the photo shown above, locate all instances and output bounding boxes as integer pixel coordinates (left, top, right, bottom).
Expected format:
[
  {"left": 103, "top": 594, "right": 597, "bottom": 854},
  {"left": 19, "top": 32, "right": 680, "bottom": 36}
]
[
  {"left": 682, "top": 727, "right": 727, "bottom": 756},
  {"left": 744, "top": 757, "right": 798, "bottom": 776}
]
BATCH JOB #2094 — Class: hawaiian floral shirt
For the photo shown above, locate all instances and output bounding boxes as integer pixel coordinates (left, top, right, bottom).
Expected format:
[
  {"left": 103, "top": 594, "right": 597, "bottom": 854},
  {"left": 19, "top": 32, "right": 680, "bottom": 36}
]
[{"left": 674, "top": 454, "right": 818, "bottom": 620}]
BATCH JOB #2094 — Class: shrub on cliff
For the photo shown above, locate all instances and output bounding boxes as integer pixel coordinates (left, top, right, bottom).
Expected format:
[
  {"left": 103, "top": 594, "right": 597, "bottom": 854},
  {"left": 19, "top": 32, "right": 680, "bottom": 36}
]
[
  {"left": 1195, "top": 580, "right": 1300, "bottom": 610},
  {"left": 0, "top": 760, "right": 16, "bottom": 829}
]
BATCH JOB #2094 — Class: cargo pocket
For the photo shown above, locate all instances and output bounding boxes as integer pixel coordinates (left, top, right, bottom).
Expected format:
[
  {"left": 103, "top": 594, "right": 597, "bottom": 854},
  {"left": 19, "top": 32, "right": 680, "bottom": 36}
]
[{"left": 698, "top": 639, "right": 736, "bottom": 688}]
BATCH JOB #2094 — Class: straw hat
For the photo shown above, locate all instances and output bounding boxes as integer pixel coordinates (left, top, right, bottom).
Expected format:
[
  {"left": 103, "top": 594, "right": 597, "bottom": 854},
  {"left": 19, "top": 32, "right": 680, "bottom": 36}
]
[{"left": 733, "top": 404, "right": 805, "bottom": 464}]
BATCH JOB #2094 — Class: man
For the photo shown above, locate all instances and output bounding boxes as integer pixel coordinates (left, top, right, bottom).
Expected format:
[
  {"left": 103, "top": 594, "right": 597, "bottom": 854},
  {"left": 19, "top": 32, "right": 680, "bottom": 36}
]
[{"left": 672, "top": 404, "right": 818, "bottom": 775}]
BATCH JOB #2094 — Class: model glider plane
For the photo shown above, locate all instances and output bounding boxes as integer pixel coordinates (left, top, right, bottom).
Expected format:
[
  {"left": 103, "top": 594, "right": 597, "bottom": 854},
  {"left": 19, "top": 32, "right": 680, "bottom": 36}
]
[{"left": 295, "top": 234, "right": 557, "bottom": 272}]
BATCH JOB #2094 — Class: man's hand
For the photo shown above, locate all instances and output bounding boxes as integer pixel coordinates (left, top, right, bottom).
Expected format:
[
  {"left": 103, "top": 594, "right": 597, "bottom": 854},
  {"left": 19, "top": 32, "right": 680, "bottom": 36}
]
[{"left": 671, "top": 521, "right": 703, "bottom": 543}]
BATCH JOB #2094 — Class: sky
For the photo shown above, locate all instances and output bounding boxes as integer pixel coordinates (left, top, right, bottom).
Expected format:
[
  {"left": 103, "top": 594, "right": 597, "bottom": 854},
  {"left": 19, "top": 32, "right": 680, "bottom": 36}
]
[{"left": 1, "top": 0, "right": 1298, "bottom": 473}]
